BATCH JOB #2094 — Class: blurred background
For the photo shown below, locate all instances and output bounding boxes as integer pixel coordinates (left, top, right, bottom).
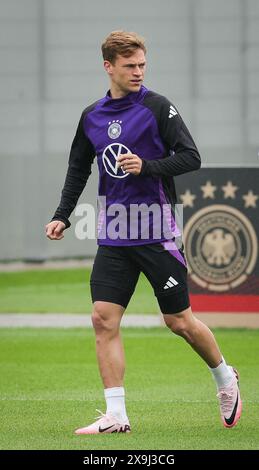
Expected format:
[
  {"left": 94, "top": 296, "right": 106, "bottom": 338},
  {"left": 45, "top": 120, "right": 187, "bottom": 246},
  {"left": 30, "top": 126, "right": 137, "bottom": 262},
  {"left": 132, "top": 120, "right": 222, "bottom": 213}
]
[{"left": 0, "top": 0, "right": 258, "bottom": 262}]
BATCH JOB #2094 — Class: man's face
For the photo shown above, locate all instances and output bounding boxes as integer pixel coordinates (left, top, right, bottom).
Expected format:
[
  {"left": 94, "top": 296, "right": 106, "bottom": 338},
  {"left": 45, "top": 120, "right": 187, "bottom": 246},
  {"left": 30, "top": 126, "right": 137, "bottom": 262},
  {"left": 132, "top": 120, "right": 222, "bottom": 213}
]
[{"left": 104, "top": 49, "right": 146, "bottom": 96}]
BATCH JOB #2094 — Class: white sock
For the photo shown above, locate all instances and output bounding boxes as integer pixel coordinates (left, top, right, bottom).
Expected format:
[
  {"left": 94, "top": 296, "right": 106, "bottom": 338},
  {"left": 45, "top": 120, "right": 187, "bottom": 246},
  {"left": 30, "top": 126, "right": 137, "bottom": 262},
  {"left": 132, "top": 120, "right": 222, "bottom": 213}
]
[
  {"left": 104, "top": 387, "right": 128, "bottom": 422},
  {"left": 209, "top": 357, "right": 234, "bottom": 389}
]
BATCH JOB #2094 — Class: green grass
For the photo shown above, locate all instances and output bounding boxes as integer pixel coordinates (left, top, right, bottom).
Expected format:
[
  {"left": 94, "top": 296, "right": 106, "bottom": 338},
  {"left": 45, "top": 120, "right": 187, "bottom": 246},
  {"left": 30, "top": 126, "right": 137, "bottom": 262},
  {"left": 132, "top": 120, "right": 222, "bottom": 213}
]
[
  {"left": 0, "top": 327, "right": 258, "bottom": 450},
  {"left": 0, "top": 269, "right": 158, "bottom": 314}
]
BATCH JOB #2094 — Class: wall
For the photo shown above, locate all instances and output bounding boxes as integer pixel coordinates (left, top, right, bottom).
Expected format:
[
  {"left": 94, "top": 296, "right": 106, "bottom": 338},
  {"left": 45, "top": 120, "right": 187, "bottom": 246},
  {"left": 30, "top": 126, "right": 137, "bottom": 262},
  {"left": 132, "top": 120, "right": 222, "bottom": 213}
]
[{"left": 0, "top": 0, "right": 258, "bottom": 260}]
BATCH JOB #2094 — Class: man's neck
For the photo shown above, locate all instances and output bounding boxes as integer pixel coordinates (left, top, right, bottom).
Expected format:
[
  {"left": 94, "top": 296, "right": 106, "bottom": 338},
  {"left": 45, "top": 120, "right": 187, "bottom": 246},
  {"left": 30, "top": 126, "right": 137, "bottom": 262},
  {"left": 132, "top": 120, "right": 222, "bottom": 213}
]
[{"left": 109, "top": 85, "right": 130, "bottom": 99}]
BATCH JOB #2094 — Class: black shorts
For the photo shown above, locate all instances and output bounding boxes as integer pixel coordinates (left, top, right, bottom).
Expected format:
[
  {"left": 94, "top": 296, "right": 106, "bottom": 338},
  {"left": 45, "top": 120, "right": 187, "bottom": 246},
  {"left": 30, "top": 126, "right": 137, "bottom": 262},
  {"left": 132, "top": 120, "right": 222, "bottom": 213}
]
[{"left": 90, "top": 242, "right": 190, "bottom": 314}]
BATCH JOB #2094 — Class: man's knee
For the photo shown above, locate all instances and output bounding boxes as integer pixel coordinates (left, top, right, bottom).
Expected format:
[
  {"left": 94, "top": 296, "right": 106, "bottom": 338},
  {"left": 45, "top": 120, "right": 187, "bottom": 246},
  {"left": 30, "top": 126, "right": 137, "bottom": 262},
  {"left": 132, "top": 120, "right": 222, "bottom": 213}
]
[
  {"left": 163, "top": 309, "right": 195, "bottom": 339},
  {"left": 165, "top": 318, "right": 188, "bottom": 338},
  {"left": 91, "top": 302, "right": 120, "bottom": 333}
]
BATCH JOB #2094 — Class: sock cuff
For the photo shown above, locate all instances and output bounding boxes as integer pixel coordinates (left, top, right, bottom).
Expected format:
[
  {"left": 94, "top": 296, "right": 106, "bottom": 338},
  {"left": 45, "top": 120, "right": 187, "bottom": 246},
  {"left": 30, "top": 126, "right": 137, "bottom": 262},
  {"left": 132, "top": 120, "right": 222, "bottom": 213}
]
[
  {"left": 104, "top": 387, "right": 125, "bottom": 398},
  {"left": 208, "top": 357, "right": 224, "bottom": 371}
]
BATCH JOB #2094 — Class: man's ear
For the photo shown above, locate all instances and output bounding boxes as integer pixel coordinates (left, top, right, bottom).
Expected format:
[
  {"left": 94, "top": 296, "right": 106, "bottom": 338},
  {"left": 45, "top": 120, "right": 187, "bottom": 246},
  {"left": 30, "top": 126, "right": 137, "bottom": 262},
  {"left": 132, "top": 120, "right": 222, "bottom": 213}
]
[{"left": 104, "top": 60, "right": 113, "bottom": 75}]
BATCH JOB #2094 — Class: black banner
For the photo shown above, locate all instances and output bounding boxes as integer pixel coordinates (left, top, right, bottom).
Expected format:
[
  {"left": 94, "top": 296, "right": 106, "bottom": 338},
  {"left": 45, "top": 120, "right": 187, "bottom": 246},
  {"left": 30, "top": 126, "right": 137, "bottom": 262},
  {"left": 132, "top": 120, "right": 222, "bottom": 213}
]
[{"left": 0, "top": 450, "right": 259, "bottom": 467}]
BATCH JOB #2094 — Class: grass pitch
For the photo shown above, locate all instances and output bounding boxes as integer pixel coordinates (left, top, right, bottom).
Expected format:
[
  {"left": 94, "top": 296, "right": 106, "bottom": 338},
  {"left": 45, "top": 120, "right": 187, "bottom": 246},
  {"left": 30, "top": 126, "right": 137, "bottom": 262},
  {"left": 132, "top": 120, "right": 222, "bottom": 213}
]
[
  {"left": 0, "top": 327, "right": 258, "bottom": 450},
  {"left": 0, "top": 268, "right": 158, "bottom": 313}
]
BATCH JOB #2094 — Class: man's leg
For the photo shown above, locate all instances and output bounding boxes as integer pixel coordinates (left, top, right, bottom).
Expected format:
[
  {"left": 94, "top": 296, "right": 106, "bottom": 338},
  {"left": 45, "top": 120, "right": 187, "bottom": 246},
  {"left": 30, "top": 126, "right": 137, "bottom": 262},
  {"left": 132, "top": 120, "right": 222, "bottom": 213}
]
[
  {"left": 127, "top": 243, "right": 242, "bottom": 428},
  {"left": 163, "top": 306, "right": 221, "bottom": 368},
  {"left": 92, "top": 301, "right": 125, "bottom": 388},
  {"left": 75, "top": 246, "right": 139, "bottom": 435},
  {"left": 163, "top": 307, "right": 242, "bottom": 427},
  {"left": 75, "top": 300, "right": 130, "bottom": 435}
]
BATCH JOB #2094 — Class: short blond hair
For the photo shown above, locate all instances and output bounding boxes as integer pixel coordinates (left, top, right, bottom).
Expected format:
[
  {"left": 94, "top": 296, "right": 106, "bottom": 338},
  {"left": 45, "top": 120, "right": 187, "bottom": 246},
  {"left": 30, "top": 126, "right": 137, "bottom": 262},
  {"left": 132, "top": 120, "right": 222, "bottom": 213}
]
[{"left": 101, "top": 30, "right": 146, "bottom": 64}]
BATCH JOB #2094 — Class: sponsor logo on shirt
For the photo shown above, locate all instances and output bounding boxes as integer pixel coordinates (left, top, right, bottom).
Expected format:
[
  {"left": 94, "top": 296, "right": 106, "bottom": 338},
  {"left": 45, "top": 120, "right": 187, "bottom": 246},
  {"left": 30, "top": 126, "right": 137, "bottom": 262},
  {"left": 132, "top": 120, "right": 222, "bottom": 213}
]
[{"left": 102, "top": 142, "right": 131, "bottom": 178}]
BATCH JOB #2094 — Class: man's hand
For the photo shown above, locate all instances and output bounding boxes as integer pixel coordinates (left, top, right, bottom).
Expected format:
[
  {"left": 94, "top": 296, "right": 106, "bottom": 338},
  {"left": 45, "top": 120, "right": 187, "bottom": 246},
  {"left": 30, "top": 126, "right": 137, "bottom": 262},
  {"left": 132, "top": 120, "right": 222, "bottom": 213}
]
[
  {"left": 117, "top": 153, "right": 143, "bottom": 175},
  {"left": 45, "top": 220, "right": 66, "bottom": 240}
]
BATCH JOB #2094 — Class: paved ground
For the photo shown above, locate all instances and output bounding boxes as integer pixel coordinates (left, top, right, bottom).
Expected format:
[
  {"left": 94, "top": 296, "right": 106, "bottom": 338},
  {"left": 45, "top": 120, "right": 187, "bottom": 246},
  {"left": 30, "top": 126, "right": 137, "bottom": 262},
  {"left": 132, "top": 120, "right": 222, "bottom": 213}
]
[
  {"left": 0, "top": 313, "right": 258, "bottom": 328},
  {"left": 0, "top": 259, "right": 94, "bottom": 271},
  {"left": 0, "top": 314, "right": 162, "bottom": 328}
]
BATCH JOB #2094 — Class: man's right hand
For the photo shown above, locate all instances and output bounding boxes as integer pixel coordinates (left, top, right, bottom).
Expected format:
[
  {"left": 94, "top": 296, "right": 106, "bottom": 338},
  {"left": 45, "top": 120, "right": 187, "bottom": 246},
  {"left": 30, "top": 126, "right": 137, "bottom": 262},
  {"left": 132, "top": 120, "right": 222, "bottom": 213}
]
[{"left": 45, "top": 220, "right": 66, "bottom": 240}]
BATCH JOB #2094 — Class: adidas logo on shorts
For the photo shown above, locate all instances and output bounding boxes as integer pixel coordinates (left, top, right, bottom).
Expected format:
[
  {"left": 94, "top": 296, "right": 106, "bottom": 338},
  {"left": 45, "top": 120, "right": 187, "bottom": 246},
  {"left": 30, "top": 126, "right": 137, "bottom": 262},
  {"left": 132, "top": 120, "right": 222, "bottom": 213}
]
[{"left": 163, "top": 276, "right": 179, "bottom": 289}]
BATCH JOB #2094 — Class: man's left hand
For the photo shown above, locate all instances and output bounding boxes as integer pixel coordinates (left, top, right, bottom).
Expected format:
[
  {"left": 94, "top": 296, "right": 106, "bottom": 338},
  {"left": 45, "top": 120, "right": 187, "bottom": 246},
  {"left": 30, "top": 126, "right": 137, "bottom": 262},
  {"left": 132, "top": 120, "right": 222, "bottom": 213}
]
[{"left": 117, "top": 153, "right": 143, "bottom": 175}]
